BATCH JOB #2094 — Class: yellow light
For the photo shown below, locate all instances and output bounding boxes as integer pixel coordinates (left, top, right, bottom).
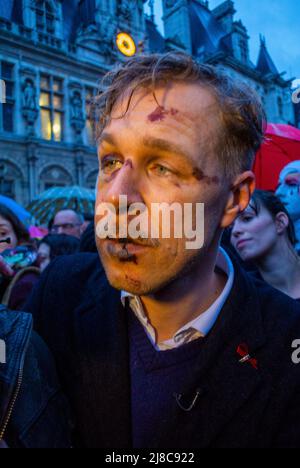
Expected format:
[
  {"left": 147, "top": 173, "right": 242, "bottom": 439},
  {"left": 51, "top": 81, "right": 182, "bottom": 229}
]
[
  {"left": 116, "top": 32, "right": 136, "bottom": 57},
  {"left": 53, "top": 123, "right": 60, "bottom": 135}
]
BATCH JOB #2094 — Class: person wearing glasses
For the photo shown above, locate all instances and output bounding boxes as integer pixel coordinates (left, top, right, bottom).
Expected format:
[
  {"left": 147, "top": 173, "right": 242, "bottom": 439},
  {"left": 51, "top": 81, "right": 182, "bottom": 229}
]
[{"left": 51, "top": 210, "right": 84, "bottom": 239}]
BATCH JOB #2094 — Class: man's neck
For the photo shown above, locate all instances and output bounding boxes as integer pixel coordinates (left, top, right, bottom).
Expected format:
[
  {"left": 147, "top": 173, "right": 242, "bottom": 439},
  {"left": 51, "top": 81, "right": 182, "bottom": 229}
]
[{"left": 140, "top": 247, "right": 227, "bottom": 343}]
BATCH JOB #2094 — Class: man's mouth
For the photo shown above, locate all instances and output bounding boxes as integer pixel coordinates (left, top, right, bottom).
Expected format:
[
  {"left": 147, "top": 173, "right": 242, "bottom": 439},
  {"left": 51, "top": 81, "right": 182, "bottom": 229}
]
[
  {"left": 104, "top": 237, "right": 156, "bottom": 261},
  {"left": 107, "top": 235, "right": 160, "bottom": 247}
]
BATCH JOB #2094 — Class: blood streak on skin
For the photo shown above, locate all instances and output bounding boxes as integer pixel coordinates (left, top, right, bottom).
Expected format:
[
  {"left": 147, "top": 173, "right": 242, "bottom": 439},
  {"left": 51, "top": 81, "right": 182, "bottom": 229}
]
[
  {"left": 147, "top": 106, "right": 179, "bottom": 122},
  {"left": 192, "top": 168, "right": 220, "bottom": 185},
  {"left": 125, "top": 275, "right": 141, "bottom": 287},
  {"left": 124, "top": 159, "right": 134, "bottom": 169}
]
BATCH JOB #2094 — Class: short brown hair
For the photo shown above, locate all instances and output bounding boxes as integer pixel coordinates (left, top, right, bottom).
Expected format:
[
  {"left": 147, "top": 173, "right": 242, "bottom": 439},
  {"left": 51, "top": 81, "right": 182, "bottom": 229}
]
[{"left": 92, "top": 52, "right": 266, "bottom": 179}]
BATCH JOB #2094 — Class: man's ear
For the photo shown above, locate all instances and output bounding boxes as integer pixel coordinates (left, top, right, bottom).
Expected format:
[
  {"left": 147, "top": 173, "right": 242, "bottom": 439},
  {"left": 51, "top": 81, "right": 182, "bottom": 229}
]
[{"left": 220, "top": 171, "right": 256, "bottom": 229}]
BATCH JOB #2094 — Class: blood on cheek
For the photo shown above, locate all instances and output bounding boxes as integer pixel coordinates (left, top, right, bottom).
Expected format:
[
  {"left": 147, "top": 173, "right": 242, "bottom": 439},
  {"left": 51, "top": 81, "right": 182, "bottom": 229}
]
[{"left": 192, "top": 168, "right": 220, "bottom": 186}]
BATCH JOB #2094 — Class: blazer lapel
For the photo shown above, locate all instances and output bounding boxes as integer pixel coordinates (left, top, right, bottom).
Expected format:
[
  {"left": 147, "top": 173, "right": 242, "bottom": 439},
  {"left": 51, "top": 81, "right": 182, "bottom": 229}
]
[{"left": 74, "top": 273, "right": 132, "bottom": 448}]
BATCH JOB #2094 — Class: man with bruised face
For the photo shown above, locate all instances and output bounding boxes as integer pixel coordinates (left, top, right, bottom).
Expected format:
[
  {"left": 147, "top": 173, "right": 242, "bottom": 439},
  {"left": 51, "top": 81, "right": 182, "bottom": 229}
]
[{"left": 25, "top": 54, "right": 300, "bottom": 449}]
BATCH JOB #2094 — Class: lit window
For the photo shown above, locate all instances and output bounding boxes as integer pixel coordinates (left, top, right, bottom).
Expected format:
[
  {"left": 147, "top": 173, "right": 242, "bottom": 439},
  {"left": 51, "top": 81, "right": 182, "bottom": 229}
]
[{"left": 39, "top": 75, "right": 64, "bottom": 141}]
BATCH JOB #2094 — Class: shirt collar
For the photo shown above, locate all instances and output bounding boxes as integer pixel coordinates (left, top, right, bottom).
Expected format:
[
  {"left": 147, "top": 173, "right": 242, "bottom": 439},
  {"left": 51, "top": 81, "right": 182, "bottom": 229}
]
[{"left": 121, "top": 247, "right": 234, "bottom": 348}]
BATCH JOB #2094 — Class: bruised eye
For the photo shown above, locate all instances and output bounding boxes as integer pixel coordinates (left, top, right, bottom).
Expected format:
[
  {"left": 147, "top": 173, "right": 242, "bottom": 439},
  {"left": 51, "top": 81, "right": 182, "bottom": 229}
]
[{"left": 101, "top": 157, "right": 123, "bottom": 174}]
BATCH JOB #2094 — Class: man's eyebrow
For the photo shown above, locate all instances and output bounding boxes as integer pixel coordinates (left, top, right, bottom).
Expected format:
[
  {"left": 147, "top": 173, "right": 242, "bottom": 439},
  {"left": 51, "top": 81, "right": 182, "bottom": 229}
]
[
  {"left": 97, "top": 132, "right": 117, "bottom": 146},
  {"left": 142, "top": 136, "right": 192, "bottom": 161}
]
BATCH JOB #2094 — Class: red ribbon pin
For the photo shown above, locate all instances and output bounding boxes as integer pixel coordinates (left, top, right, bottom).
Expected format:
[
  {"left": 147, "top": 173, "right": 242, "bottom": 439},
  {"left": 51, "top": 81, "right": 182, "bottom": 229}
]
[{"left": 237, "top": 343, "right": 258, "bottom": 370}]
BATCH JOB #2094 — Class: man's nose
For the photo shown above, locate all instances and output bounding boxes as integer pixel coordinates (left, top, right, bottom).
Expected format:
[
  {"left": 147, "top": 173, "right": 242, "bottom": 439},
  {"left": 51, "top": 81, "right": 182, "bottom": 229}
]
[{"left": 103, "top": 163, "right": 143, "bottom": 210}]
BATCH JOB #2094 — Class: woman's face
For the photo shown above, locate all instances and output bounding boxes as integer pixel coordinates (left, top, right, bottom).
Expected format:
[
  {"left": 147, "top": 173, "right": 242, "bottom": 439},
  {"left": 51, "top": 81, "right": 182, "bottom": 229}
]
[
  {"left": 37, "top": 243, "right": 51, "bottom": 272},
  {"left": 0, "top": 215, "right": 18, "bottom": 254},
  {"left": 231, "top": 202, "right": 279, "bottom": 262}
]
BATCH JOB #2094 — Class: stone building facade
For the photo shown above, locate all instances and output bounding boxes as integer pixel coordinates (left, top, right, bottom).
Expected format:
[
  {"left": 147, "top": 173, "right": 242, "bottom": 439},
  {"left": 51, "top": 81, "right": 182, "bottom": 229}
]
[{"left": 0, "top": 0, "right": 296, "bottom": 206}]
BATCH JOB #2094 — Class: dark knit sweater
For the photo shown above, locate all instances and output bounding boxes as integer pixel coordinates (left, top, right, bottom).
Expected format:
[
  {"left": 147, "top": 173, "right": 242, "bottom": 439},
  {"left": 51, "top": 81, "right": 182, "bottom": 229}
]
[{"left": 129, "top": 309, "right": 205, "bottom": 449}]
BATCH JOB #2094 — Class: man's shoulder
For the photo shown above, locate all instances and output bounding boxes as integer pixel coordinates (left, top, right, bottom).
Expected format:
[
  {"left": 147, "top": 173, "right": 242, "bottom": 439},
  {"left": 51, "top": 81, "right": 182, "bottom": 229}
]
[
  {"left": 25, "top": 253, "right": 117, "bottom": 327},
  {"left": 46, "top": 252, "right": 103, "bottom": 279},
  {"left": 40, "top": 252, "right": 107, "bottom": 296}
]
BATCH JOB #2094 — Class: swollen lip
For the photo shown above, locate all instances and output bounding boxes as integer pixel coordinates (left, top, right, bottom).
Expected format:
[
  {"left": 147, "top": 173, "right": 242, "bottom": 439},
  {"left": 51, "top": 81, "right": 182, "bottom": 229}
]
[{"left": 106, "top": 239, "right": 150, "bottom": 257}]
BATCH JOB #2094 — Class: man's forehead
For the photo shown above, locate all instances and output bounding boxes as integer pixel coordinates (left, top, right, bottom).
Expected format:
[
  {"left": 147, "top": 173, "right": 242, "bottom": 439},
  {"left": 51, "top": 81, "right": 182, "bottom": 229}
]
[{"left": 111, "top": 82, "right": 218, "bottom": 123}]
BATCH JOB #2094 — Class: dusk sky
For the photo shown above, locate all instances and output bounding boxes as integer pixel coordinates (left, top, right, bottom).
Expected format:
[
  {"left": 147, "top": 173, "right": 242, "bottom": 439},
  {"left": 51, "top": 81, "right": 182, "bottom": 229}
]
[{"left": 145, "top": 0, "right": 300, "bottom": 86}]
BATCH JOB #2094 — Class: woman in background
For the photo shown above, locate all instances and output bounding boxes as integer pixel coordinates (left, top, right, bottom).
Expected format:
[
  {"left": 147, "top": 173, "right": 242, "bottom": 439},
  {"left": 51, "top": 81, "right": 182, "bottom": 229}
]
[
  {"left": 37, "top": 234, "right": 80, "bottom": 272},
  {"left": 0, "top": 204, "right": 40, "bottom": 310},
  {"left": 231, "top": 190, "right": 300, "bottom": 302}
]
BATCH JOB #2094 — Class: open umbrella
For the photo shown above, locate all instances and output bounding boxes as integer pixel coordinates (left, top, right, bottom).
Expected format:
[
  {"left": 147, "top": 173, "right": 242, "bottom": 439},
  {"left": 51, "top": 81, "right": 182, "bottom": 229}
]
[
  {"left": 253, "top": 123, "right": 300, "bottom": 191},
  {"left": 29, "top": 226, "right": 49, "bottom": 240},
  {"left": 0, "top": 195, "right": 31, "bottom": 224},
  {"left": 27, "top": 186, "right": 96, "bottom": 226}
]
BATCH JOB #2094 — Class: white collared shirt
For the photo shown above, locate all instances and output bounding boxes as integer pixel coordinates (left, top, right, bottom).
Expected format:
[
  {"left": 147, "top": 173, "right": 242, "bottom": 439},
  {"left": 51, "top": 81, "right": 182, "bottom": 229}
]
[{"left": 121, "top": 247, "right": 234, "bottom": 351}]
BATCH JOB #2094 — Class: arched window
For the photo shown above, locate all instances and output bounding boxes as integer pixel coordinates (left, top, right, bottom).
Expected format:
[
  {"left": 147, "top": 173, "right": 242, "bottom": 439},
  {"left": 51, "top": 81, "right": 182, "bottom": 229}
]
[
  {"left": 39, "top": 165, "right": 73, "bottom": 192},
  {"left": 36, "top": 1, "right": 55, "bottom": 34},
  {"left": 0, "top": 161, "right": 24, "bottom": 201}
]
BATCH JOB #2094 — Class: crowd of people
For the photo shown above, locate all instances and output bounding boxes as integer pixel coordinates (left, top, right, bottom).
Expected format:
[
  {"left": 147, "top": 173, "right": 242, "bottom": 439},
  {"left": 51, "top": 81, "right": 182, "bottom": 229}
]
[
  {"left": 1, "top": 52, "right": 300, "bottom": 449},
  {"left": 0, "top": 208, "right": 92, "bottom": 310}
]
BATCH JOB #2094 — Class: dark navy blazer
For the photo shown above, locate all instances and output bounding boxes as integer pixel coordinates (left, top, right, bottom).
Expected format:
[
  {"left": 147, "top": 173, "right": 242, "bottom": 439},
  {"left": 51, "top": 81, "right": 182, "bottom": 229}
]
[{"left": 25, "top": 253, "right": 300, "bottom": 448}]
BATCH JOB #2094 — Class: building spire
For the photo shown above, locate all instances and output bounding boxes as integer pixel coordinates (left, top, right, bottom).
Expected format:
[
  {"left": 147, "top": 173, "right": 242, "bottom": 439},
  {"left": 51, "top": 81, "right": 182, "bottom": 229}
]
[
  {"left": 257, "top": 34, "right": 279, "bottom": 75},
  {"left": 260, "top": 34, "right": 266, "bottom": 47}
]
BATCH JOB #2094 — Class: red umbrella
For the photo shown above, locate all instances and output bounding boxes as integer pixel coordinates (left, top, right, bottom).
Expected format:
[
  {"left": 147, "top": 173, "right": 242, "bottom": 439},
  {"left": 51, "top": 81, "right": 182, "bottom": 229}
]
[{"left": 253, "top": 124, "right": 300, "bottom": 191}]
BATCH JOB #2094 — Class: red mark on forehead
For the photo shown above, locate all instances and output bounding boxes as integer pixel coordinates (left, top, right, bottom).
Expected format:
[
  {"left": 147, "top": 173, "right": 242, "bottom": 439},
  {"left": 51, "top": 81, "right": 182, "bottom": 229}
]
[
  {"left": 147, "top": 106, "right": 179, "bottom": 123},
  {"left": 192, "top": 168, "right": 220, "bottom": 185}
]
